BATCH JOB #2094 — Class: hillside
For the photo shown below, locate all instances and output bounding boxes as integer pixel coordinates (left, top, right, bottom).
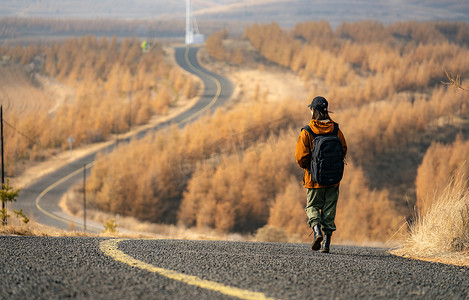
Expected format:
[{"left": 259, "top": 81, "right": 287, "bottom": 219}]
[
  {"left": 1, "top": 20, "right": 468, "bottom": 247},
  {"left": 0, "top": 37, "right": 200, "bottom": 176},
  {"left": 1, "top": 0, "right": 469, "bottom": 43}
]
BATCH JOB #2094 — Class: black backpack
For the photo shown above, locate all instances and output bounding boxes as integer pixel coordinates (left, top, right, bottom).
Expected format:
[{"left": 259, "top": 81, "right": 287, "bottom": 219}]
[{"left": 302, "top": 123, "right": 344, "bottom": 185}]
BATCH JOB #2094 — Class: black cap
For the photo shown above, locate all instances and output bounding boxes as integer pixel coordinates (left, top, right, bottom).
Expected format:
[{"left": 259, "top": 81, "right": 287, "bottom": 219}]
[{"left": 308, "top": 96, "right": 328, "bottom": 112}]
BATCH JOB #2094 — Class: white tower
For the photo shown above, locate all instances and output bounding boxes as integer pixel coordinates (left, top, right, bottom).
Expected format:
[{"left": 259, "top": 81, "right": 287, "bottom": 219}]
[
  {"left": 185, "top": 0, "right": 204, "bottom": 45},
  {"left": 185, "top": 0, "right": 193, "bottom": 44}
]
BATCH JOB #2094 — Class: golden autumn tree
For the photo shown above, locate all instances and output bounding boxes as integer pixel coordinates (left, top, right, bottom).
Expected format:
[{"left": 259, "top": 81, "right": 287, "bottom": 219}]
[{"left": 205, "top": 30, "right": 227, "bottom": 61}]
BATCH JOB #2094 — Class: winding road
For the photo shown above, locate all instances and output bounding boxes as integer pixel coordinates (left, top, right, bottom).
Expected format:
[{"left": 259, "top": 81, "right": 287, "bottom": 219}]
[
  {"left": 12, "top": 46, "right": 233, "bottom": 232},
  {"left": 3, "top": 47, "right": 468, "bottom": 300}
]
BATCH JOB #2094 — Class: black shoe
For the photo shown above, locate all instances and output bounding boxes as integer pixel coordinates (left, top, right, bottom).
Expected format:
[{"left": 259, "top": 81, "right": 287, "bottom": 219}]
[
  {"left": 319, "top": 234, "right": 331, "bottom": 253},
  {"left": 311, "top": 224, "right": 323, "bottom": 251}
]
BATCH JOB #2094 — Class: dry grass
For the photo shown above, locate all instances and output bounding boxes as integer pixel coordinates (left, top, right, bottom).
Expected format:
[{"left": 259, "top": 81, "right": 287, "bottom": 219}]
[
  {"left": 0, "top": 218, "right": 142, "bottom": 238},
  {"left": 392, "top": 174, "right": 469, "bottom": 267},
  {"left": 59, "top": 187, "right": 250, "bottom": 242},
  {"left": 0, "top": 208, "right": 245, "bottom": 241}
]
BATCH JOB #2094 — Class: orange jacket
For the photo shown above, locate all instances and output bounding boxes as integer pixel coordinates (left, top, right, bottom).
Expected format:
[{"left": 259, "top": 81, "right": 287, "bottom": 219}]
[{"left": 295, "top": 119, "right": 347, "bottom": 188}]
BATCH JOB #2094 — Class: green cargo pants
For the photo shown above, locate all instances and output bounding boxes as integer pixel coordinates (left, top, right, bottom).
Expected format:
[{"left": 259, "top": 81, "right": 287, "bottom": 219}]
[{"left": 305, "top": 185, "right": 339, "bottom": 235}]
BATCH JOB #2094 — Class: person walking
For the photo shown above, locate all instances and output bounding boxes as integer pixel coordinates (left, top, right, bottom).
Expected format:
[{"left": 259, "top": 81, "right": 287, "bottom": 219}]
[{"left": 295, "top": 96, "right": 347, "bottom": 253}]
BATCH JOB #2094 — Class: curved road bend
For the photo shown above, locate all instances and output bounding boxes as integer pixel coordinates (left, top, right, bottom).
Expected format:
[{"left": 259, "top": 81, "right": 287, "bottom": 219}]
[{"left": 12, "top": 47, "right": 233, "bottom": 232}]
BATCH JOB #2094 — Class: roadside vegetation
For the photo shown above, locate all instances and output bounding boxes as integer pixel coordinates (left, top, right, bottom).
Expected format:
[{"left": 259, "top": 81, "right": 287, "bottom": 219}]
[
  {"left": 395, "top": 176, "right": 469, "bottom": 266},
  {"left": 0, "top": 217, "right": 145, "bottom": 238},
  {"left": 393, "top": 138, "right": 468, "bottom": 266}
]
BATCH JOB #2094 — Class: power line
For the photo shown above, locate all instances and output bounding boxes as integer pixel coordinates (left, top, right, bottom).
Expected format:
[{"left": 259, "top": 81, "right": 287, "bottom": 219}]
[{"left": 3, "top": 119, "right": 42, "bottom": 147}]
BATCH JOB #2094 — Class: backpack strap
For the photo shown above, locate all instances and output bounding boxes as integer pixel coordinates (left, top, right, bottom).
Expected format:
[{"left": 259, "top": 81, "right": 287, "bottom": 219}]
[
  {"left": 332, "top": 123, "right": 339, "bottom": 136},
  {"left": 301, "top": 125, "right": 317, "bottom": 138}
]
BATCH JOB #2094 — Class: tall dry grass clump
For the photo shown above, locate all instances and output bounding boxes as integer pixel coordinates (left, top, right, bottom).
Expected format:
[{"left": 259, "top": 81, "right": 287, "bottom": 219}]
[{"left": 394, "top": 174, "right": 469, "bottom": 265}]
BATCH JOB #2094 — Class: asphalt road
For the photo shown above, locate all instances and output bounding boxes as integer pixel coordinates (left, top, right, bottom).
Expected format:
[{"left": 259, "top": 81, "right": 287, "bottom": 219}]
[
  {"left": 0, "top": 237, "right": 467, "bottom": 299},
  {"left": 12, "top": 46, "right": 233, "bottom": 232}
]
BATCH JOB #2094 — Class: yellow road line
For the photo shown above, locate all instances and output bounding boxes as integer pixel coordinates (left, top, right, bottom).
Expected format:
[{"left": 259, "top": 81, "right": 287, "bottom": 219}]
[
  {"left": 100, "top": 239, "right": 276, "bottom": 300},
  {"left": 35, "top": 162, "right": 95, "bottom": 228},
  {"left": 177, "top": 46, "right": 222, "bottom": 125}
]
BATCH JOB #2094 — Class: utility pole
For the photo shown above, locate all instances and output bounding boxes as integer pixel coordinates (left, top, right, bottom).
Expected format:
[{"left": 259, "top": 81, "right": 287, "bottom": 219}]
[
  {"left": 83, "top": 163, "right": 86, "bottom": 232},
  {"left": 68, "top": 135, "right": 74, "bottom": 159},
  {"left": 128, "top": 92, "right": 132, "bottom": 130},
  {"left": 1, "top": 105, "right": 5, "bottom": 225}
]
